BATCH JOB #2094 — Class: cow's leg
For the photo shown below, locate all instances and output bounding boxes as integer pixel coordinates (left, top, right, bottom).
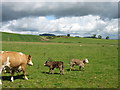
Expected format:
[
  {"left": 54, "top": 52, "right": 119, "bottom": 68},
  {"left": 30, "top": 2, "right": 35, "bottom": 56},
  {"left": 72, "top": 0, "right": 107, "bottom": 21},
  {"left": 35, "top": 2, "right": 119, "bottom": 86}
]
[
  {"left": 70, "top": 64, "right": 74, "bottom": 71},
  {"left": 0, "top": 66, "right": 5, "bottom": 84},
  {"left": 60, "top": 68, "right": 64, "bottom": 75},
  {"left": 79, "top": 65, "right": 84, "bottom": 71},
  {"left": 21, "top": 65, "right": 28, "bottom": 80},
  {"left": 11, "top": 70, "right": 15, "bottom": 82},
  {"left": 49, "top": 67, "right": 54, "bottom": 74},
  {"left": 59, "top": 65, "right": 64, "bottom": 75},
  {"left": 0, "top": 67, "right": 2, "bottom": 84},
  {"left": 79, "top": 66, "right": 82, "bottom": 71},
  {"left": 70, "top": 64, "right": 72, "bottom": 71},
  {"left": 49, "top": 68, "right": 52, "bottom": 74},
  {"left": 49, "top": 66, "right": 54, "bottom": 74},
  {"left": 49, "top": 68, "right": 54, "bottom": 74},
  {"left": 82, "top": 65, "right": 85, "bottom": 71}
]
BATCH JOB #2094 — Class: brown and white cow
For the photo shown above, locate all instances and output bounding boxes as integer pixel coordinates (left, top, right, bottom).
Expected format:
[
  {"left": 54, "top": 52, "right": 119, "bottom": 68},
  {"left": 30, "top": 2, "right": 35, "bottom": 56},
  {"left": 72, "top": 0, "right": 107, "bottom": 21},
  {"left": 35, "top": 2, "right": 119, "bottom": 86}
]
[
  {"left": 70, "top": 58, "right": 89, "bottom": 71},
  {"left": 0, "top": 51, "right": 33, "bottom": 84}
]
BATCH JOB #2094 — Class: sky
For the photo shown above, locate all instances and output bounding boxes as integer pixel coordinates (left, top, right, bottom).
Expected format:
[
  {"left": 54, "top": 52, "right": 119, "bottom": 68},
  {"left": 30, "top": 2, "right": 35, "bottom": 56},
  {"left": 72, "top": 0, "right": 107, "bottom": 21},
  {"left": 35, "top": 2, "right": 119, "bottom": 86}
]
[{"left": 0, "top": 0, "right": 119, "bottom": 39}]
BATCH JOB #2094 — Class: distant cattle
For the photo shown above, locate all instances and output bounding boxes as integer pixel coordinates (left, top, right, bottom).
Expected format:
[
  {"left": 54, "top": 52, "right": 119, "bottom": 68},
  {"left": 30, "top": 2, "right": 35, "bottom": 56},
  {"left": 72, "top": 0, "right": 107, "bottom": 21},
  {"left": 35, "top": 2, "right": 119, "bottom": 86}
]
[
  {"left": 44, "top": 61, "right": 64, "bottom": 75},
  {"left": 0, "top": 51, "right": 33, "bottom": 84},
  {"left": 70, "top": 58, "right": 89, "bottom": 71}
]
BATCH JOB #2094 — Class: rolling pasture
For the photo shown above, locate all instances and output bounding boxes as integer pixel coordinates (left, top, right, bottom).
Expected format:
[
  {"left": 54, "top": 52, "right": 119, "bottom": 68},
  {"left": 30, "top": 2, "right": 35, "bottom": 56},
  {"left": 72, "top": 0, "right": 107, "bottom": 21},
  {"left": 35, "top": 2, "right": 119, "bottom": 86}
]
[{"left": 1, "top": 32, "right": 118, "bottom": 88}]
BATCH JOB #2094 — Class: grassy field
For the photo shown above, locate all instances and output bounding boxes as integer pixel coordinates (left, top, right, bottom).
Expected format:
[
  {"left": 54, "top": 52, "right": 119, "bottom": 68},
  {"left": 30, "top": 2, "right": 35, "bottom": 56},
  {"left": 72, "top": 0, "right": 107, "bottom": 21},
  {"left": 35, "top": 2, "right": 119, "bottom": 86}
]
[
  {"left": 1, "top": 32, "right": 119, "bottom": 88},
  {"left": 1, "top": 32, "right": 42, "bottom": 42}
]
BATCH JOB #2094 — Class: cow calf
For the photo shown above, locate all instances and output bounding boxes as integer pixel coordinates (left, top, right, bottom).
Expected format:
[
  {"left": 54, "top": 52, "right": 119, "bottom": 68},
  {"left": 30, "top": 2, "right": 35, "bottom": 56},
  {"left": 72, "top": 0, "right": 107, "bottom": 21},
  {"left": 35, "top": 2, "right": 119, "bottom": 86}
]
[
  {"left": 44, "top": 61, "right": 64, "bottom": 75},
  {"left": 70, "top": 58, "right": 89, "bottom": 71}
]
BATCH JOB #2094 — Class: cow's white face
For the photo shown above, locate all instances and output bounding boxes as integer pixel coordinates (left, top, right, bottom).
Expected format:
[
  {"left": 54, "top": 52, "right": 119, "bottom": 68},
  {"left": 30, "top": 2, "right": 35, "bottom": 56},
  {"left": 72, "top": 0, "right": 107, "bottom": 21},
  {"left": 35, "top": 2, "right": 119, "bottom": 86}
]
[
  {"left": 85, "top": 59, "right": 89, "bottom": 63},
  {"left": 28, "top": 60, "right": 33, "bottom": 66},
  {"left": 27, "top": 55, "right": 33, "bottom": 66}
]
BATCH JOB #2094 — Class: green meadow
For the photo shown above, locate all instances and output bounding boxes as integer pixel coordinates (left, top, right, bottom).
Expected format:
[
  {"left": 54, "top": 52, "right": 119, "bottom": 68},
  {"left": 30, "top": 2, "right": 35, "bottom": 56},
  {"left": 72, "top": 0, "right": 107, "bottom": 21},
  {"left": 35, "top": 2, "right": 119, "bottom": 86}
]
[{"left": 1, "top": 32, "right": 118, "bottom": 88}]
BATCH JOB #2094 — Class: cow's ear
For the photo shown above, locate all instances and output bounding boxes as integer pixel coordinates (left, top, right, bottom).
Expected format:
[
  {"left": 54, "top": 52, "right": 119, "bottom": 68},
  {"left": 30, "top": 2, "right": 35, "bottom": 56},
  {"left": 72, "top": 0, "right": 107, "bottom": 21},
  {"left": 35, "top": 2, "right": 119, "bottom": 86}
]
[
  {"left": 28, "top": 55, "right": 31, "bottom": 59},
  {"left": 29, "top": 55, "right": 31, "bottom": 57},
  {"left": 83, "top": 60, "right": 85, "bottom": 63}
]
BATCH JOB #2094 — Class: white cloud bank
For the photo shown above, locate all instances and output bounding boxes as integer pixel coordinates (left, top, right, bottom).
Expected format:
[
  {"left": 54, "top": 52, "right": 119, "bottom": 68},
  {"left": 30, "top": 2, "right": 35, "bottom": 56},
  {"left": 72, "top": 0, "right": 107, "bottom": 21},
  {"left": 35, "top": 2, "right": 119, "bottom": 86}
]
[{"left": 0, "top": 15, "right": 118, "bottom": 39}]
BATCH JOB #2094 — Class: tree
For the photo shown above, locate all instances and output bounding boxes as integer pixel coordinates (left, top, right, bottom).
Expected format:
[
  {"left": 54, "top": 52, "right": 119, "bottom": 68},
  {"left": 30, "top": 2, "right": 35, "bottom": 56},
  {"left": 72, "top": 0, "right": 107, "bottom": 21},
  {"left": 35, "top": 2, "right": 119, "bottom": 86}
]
[
  {"left": 98, "top": 35, "right": 102, "bottom": 39},
  {"left": 106, "top": 36, "right": 109, "bottom": 39},
  {"left": 67, "top": 34, "right": 70, "bottom": 37},
  {"left": 92, "top": 34, "right": 96, "bottom": 38}
]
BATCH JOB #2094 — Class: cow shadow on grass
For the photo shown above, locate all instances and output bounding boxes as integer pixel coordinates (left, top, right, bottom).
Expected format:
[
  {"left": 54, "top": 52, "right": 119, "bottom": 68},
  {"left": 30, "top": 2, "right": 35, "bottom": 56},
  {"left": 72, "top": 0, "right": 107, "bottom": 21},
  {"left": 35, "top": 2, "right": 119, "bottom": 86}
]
[
  {"left": 41, "top": 72, "right": 60, "bottom": 75},
  {"left": 66, "top": 69, "right": 84, "bottom": 71},
  {"left": 2, "top": 74, "right": 29, "bottom": 81}
]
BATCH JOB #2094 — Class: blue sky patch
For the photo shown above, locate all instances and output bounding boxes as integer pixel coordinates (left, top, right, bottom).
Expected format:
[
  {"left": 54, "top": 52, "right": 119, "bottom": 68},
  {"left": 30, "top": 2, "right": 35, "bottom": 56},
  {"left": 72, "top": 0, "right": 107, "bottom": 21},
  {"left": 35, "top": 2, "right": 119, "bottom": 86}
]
[{"left": 46, "top": 16, "right": 55, "bottom": 20}]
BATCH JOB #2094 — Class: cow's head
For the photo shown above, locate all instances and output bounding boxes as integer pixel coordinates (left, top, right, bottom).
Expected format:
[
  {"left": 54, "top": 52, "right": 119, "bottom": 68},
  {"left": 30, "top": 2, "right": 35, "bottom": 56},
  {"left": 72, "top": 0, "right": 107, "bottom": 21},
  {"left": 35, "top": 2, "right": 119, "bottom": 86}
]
[
  {"left": 83, "top": 58, "right": 89, "bottom": 64},
  {"left": 27, "top": 55, "right": 33, "bottom": 66},
  {"left": 44, "top": 61, "right": 49, "bottom": 66}
]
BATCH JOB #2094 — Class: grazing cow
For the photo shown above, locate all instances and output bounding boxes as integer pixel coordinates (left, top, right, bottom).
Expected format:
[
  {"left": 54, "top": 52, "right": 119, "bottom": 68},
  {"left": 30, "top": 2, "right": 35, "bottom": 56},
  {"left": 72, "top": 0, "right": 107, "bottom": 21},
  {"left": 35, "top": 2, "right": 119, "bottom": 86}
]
[
  {"left": 44, "top": 61, "right": 64, "bottom": 75},
  {"left": 0, "top": 51, "right": 33, "bottom": 84},
  {"left": 70, "top": 58, "right": 89, "bottom": 71}
]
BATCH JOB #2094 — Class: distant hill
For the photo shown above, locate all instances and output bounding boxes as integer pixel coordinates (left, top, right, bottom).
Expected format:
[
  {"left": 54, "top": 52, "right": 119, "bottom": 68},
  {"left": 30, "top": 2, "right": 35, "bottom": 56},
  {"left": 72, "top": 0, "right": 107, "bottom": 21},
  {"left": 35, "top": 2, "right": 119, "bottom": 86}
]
[{"left": 39, "top": 33, "right": 56, "bottom": 36}]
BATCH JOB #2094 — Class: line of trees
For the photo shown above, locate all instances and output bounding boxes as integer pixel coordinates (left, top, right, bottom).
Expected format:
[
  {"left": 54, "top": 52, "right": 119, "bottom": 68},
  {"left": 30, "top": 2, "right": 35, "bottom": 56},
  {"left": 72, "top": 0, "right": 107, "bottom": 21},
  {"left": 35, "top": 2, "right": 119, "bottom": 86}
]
[
  {"left": 40, "top": 33, "right": 110, "bottom": 39},
  {"left": 67, "top": 34, "right": 109, "bottom": 39},
  {"left": 92, "top": 34, "right": 109, "bottom": 39}
]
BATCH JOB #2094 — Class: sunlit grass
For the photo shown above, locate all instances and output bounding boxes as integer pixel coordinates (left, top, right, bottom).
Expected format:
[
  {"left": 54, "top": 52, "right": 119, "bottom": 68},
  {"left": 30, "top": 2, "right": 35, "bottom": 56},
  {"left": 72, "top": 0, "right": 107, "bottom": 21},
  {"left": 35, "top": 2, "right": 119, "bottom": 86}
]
[{"left": 2, "top": 40, "right": 118, "bottom": 88}]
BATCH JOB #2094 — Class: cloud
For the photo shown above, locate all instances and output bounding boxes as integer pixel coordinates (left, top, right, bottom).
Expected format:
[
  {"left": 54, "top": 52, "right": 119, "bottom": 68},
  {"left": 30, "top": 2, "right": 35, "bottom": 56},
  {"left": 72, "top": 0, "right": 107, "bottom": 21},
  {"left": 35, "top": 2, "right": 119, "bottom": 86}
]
[
  {"left": 1, "top": 2, "right": 118, "bottom": 39},
  {"left": 2, "top": 2, "right": 118, "bottom": 21},
  {"left": 0, "top": 15, "right": 118, "bottom": 39}
]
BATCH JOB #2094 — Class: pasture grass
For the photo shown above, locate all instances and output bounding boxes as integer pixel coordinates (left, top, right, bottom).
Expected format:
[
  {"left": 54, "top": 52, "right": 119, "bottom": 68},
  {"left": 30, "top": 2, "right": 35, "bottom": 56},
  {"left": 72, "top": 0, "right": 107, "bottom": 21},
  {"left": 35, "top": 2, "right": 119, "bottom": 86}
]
[
  {"left": 1, "top": 32, "right": 42, "bottom": 42},
  {"left": 1, "top": 40, "right": 118, "bottom": 88}
]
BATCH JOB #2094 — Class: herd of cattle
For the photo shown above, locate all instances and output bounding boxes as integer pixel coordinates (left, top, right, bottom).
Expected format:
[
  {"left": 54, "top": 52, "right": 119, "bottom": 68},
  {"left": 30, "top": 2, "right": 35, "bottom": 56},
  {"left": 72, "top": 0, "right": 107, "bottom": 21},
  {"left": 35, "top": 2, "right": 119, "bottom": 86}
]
[{"left": 0, "top": 51, "right": 89, "bottom": 84}]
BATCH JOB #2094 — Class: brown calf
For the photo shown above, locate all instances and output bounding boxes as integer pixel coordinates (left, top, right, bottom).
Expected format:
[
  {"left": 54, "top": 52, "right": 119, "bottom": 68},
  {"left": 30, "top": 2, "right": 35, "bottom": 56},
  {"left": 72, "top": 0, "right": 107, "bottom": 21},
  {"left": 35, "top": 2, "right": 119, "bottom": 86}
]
[
  {"left": 70, "top": 58, "right": 89, "bottom": 71},
  {"left": 44, "top": 61, "right": 64, "bottom": 75},
  {"left": 0, "top": 51, "right": 33, "bottom": 84}
]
